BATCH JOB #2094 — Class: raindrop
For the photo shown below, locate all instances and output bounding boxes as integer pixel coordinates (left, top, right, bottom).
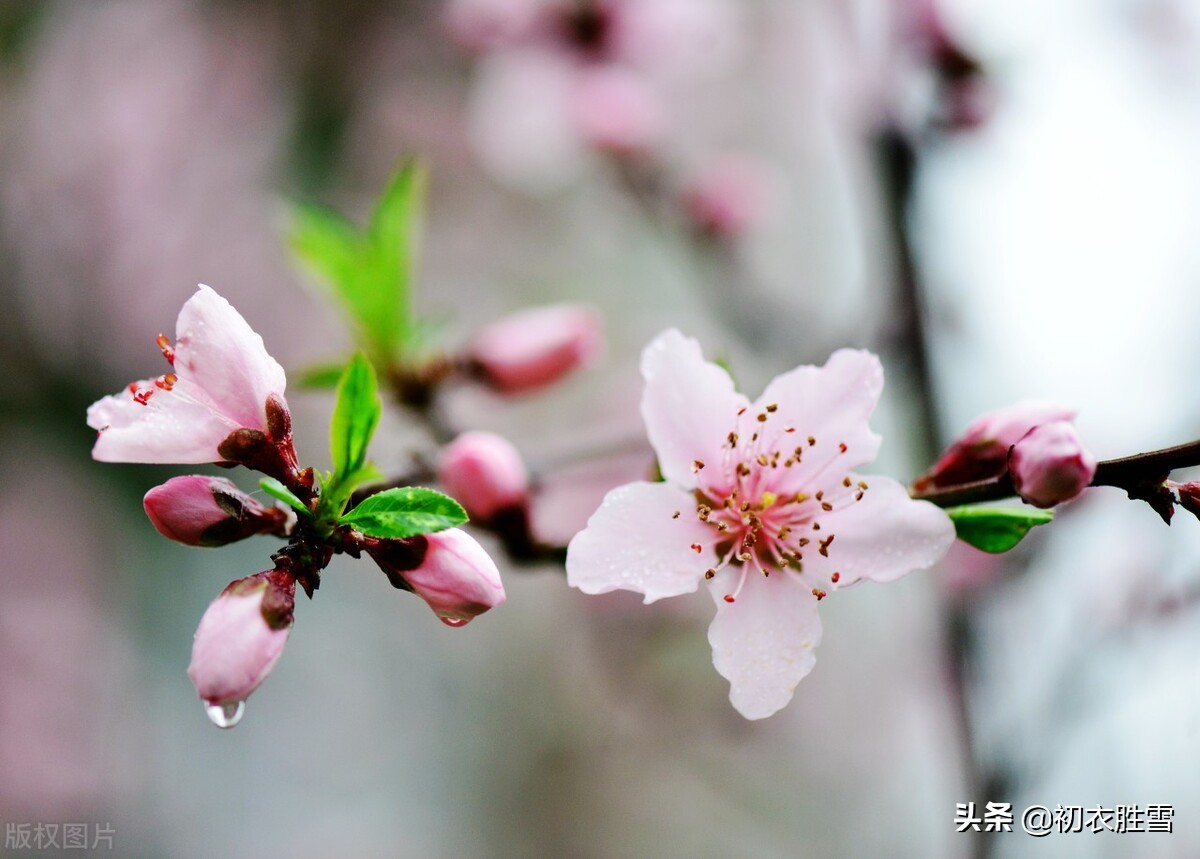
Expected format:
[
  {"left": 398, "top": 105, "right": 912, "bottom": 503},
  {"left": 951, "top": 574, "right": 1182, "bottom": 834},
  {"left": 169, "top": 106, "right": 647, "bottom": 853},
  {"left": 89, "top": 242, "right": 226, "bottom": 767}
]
[
  {"left": 440, "top": 616, "right": 469, "bottom": 628},
  {"left": 205, "top": 699, "right": 245, "bottom": 729}
]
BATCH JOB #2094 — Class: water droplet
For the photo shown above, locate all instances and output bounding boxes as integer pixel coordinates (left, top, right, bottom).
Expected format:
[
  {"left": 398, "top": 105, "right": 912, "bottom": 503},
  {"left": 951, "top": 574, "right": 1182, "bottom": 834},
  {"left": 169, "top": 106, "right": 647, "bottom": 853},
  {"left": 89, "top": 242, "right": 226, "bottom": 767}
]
[
  {"left": 205, "top": 700, "right": 245, "bottom": 729},
  {"left": 440, "top": 616, "right": 469, "bottom": 628}
]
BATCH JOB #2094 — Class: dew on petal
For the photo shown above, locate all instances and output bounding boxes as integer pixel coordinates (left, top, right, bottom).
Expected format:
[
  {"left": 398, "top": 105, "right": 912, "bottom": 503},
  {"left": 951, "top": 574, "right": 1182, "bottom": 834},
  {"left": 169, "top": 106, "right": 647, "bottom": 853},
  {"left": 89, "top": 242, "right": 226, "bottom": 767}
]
[
  {"left": 205, "top": 699, "right": 245, "bottom": 729},
  {"left": 440, "top": 616, "right": 469, "bottom": 627}
]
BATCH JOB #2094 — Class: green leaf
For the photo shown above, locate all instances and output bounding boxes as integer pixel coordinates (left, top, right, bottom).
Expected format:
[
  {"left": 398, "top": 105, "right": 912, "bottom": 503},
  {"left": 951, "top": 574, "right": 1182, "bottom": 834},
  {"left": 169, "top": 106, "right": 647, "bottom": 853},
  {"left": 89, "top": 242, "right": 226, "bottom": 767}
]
[
  {"left": 329, "top": 353, "right": 380, "bottom": 479},
  {"left": 947, "top": 506, "right": 1054, "bottom": 554},
  {"left": 288, "top": 202, "right": 362, "bottom": 303},
  {"left": 294, "top": 360, "right": 349, "bottom": 389},
  {"left": 341, "top": 486, "right": 467, "bottom": 539},
  {"left": 260, "top": 477, "right": 311, "bottom": 517}
]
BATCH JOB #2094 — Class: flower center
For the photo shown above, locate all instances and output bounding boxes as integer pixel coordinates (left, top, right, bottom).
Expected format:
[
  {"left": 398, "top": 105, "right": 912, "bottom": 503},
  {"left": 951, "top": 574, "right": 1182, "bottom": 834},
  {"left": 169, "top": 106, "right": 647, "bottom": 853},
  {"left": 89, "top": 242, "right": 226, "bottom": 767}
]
[{"left": 676, "top": 403, "right": 870, "bottom": 603}]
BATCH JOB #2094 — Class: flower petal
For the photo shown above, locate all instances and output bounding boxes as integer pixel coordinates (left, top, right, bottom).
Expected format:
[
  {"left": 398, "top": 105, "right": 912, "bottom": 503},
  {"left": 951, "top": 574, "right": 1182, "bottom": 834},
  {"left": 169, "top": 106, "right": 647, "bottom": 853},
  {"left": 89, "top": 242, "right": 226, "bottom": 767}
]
[
  {"left": 172, "top": 285, "right": 287, "bottom": 432},
  {"left": 807, "top": 475, "right": 955, "bottom": 587},
  {"left": 639, "top": 329, "right": 748, "bottom": 490},
  {"left": 566, "top": 481, "right": 715, "bottom": 603},
  {"left": 707, "top": 570, "right": 823, "bottom": 719},
  {"left": 754, "top": 349, "right": 883, "bottom": 490},
  {"left": 87, "top": 377, "right": 240, "bottom": 463}
]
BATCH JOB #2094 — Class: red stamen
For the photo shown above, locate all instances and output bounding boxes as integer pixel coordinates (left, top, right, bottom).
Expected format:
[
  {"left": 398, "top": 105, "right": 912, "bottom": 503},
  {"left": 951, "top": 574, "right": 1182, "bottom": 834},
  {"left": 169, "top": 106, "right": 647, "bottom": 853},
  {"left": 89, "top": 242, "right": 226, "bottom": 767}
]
[
  {"left": 156, "top": 334, "right": 175, "bottom": 366},
  {"left": 723, "top": 594, "right": 736, "bottom": 603}
]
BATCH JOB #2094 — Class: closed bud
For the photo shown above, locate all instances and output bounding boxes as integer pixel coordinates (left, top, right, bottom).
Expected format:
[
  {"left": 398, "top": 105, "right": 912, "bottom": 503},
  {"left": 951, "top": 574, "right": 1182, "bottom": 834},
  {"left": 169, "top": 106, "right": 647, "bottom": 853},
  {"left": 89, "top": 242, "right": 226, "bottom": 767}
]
[
  {"left": 915, "top": 400, "right": 1077, "bottom": 491},
  {"left": 187, "top": 571, "right": 294, "bottom": 719},
  {"left": 681, "top": 155, "right": 769, "bottom": 241},
  {"left": 1009, "top": 421, "right": 1096, "bottom": 508},
  {"left": 439, "top": 431, "right": 530, "bottom": 522},
  {"left": 1176, "top": 481, "right": 1200, "bottom": 520},
  {"left": 469, "top": 304, "right": 602, "bottom": 393},
  {"left": 144, "top": 475, "right": 290, "bottom": 547},
  {"left": 366, "top": 529, "right": 506, "bottom": 626},
  {"left": 570, "top": 66, "right": 664, "bottom": 155}
]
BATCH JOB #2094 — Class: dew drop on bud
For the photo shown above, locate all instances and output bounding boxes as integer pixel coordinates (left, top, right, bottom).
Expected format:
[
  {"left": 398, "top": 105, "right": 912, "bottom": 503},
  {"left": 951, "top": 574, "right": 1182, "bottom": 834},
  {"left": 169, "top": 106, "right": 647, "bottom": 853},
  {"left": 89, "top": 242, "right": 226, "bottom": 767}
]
[
  {"left": 204, "top": 699, "right": 246, "bottom": 729},
  {"left": 439, "top": 616, "right": 469, "bottom": 628}
]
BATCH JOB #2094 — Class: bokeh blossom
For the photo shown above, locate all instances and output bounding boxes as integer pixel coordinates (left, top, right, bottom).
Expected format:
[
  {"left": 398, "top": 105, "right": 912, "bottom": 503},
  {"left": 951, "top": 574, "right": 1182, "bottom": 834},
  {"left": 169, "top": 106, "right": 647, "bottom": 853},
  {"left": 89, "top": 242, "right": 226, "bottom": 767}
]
[{"left": 566, "top": 330, "right": 954, "bottom": 719}]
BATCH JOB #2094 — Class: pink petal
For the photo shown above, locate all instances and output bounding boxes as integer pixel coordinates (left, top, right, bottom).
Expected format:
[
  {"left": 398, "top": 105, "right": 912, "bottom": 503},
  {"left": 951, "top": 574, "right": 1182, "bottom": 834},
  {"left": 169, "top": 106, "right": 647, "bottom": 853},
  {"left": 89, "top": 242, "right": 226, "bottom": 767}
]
[
  {"left": 753, "top": 349, "right": 883, "bottom": 489},
  {"left": 639, "top": 329, "right": 748, "bottom": 490},
  {"left": 566, "top": 481, "right": 715, "bottom": 604},
  {"left": 706, "top": 571, "right": 823, "bottom": 720},
  {"left": 87, "top": 376, "right": 242, "bottom": 463},
  {"left": 806, "top": 475, "right": 955, "bottom": 587},
  {"left": 172, "top": 285, "right": 287, "bottom": 432}
]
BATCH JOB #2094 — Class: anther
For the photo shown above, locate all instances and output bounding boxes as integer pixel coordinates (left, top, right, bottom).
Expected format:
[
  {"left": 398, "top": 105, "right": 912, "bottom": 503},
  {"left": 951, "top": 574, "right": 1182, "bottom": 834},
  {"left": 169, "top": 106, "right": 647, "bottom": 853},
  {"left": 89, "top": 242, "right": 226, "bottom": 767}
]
[
  {"left": 692, "top": 459, "right": 705, "bottom": 473},
  {"left": 854, "top": 491, "right": 864, "bottom": 501},
  {"left": 717, "top": 522, "right": 729, "bottom": 532},
  {"left": 672, "top": 511, "right": 681, "bottom": 519},
  {"left": 785, "top": 427, "right": 796, "bottom": 433},
  {"left": 812, "top": 588, "right": 826, "bottom": 601},
  {"left": 691, "top": 544, "right": 703, "bottom": 554},
  {"left": 705, "top": 569, "right": 716, "bottom": 580},
  {"left": 156, "top": 334, "right": 175, "bottom": 366},
  {"left": 133, "top": 388, "right": 154, "bottom": 405},
  {"left": 757, "top": 454, "right": 769, "bottom": 466},
  {"left": 727, "top": 432, "right": 739, "bottom": 447},
  {"left": 838, "top": 442, "right": 848, "bottom": 453},
  {"left": 815, "top": 490, "right": 824, "bottom": 501},
  {"left": 766, "top": 404, "right": 778, "bottom": 412},
  {"left": 843, "top": 476, "right": 852, "bottom": 488},
  {"left": 821, "top": 502, "right": 833, "bottom": 511},
  {"left": 858, "top": 481, "right": 869, "bottom": 490},
  {"left": 756, "top": 413, "right": 767, "bottom": 423},
  {"left": 807, "top": 436, "right": 816, "bottom": 446},
  {"left": 831, "top": 572, "right": 841, "bottom": 583},
  {"left": 797, "top": 537, "right": 810, "bottom": 547},
  {"left": 724, "top": 594, "right": 736, "bottom": 603},
  {"left": 737, "top": 407, "right": 747, "bottom": 416},
  {"left": 818, "top": 535, "right": 835, "bottom": 556}
]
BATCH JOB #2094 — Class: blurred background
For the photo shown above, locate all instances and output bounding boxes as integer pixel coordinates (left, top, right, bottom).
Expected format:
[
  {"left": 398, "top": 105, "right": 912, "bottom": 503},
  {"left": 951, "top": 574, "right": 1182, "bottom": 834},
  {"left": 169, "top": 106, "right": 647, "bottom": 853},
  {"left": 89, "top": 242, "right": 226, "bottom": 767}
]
[{"left": 3, "top": 0, "right": 1200, "bottom": 856}]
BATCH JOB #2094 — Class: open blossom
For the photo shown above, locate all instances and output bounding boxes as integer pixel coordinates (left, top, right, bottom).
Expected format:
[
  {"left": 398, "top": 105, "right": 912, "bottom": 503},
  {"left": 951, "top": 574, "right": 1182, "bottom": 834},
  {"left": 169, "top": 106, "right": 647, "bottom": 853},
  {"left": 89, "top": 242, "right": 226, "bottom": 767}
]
[
  {"left": 188, "top": 571, "right": 294, "bottom": 724},
  {"left": 87, "top": 285, "right": 298, "bottom": 480},
  {"left": 566, "top": 330, "right": 954, "bottom": 719},
  {"left": 914, "top": 400, "right": 1077, "bottom": 491}
]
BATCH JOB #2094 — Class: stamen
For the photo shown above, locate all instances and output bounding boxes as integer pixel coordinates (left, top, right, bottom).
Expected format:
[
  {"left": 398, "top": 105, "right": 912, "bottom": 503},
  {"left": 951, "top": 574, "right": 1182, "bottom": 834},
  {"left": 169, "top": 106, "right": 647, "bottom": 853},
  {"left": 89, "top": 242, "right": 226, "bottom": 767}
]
[
  {"left": 692, "top": 459, "right": 705, "bottom": 473},
  {"left": 156, "top": 334, "right": 175, "bottom": 366},
  {"left": 812, "top": 588, "right": 826, "bottom": 601},
  {"left": 727, "top": 432, "right": 738, "bottom": 447},
  {"left": 691, "top": 544, "right": 703, "bottom": 554},
  {"left": 818, "top": 535, "right": 835, "bottom": 557},
  {"left": 831, "top": 572, "right": 841, "bottom": 583},
  {"left": 765, "top": 403, "right": 778, "bottom": 413},
  {"left": 838, "top": 442, "right": 848, "bottom": 453},
  {"left": 807, "top": 436, "right": 816, "bottom": 446},
  {"left": 843, "top": 476, "right": 852, "bottom": 488},
  {"left": 705, "top": 569, "right": 716, "bottom": 580},
  {"left": 672, "top": 511, "right": 680, "bottom": 519}
]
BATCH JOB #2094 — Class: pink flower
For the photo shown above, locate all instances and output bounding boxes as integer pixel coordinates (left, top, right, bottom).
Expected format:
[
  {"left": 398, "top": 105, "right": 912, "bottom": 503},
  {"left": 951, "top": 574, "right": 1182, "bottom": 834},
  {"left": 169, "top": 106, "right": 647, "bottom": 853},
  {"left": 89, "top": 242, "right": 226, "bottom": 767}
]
[
  {"left": 565, "top": 330, "right": 954, "bottom": 719},
  {"left": 1008, "top": 421, "right": 1097, "bottom": 508},
  {"left": 469, "top": 304, "right": 603, "bottom": 393},
  {"left": 188, "top": 571, "right": 294, "bottom": 727},
  {"left": 143, "top": 475, "right": 291, "bottom": 547},
  {"left": 681, "top": 155, "right": 771, "bottom": 240},
  {"left": 439, "top": 432, "right": 530, "bottom": 522},
  {"left": 569, "top": 65, "right": 664, "bottom": 155},
  {"left": 914, "top": 400, "right": 1077, "bottom": 491},
  {"left": 366, "top": 529, "right": 507, "bottom": 625},
  {"left": 87, "top": 285, "right": 298, "bottom": 481}
]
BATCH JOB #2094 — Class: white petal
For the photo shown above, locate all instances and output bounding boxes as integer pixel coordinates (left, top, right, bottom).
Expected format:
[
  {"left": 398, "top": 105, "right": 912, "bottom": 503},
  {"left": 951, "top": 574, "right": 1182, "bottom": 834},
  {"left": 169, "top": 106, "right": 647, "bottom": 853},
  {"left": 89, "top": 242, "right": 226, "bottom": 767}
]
[
  {"left": 566, "top": 481, "right": 715, "bottom": 604},
  {"left": 753, "top": 349, "right": 883, "bottom": 492},
  {"left": 807, "top": 475, "right": 955, "bottom": 587},
  {"left": 707, "top": 571, "right": 823, "bottom": 719},
  {"left": 87, "top": 377, "right": 239, "bottom": 464},
  {"left": 639, "top": 329, "right": 748, "bottom": 490},
  {"left": 172, "top": 285, "right": 287, "bottom": 432}
]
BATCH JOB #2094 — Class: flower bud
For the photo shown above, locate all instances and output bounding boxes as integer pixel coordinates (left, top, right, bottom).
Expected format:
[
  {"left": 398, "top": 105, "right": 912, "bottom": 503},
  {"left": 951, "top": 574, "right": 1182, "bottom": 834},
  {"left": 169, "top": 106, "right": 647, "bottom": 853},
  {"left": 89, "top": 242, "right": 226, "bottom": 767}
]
[
  {"left": 469, "top": 304, "right": 602, "bottom": 393},
  {"left": 187, "top": 571, "right": 294, "bottom": 719},
  {"left": 439, "top": 432, "right": 530, "bottom": 522},
  {"left": 143, "top": 475, "right": 290, "bottom": 547},
  {"left": 915, "top": 401, "right": 1077, "bottom": 491},
  {"left": 1176, "top": 481, "right": 1200, "bottom": 520},
  {"left": 366, "top": 529, "right": 506, "bottom": 625},
  {"left": 1008, "top": 421, "right": 1096, "bottom": 508}
]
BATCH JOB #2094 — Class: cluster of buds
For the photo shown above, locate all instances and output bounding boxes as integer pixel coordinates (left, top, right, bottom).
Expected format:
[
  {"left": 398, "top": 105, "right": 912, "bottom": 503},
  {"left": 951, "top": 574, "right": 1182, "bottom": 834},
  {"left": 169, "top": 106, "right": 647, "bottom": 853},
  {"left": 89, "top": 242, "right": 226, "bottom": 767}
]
[
  {"left": 917, "top": 401, "right": 1097, "bottom": 509},
  {"left": 88, "top": 286, "right": 509, "bottom": 727}
]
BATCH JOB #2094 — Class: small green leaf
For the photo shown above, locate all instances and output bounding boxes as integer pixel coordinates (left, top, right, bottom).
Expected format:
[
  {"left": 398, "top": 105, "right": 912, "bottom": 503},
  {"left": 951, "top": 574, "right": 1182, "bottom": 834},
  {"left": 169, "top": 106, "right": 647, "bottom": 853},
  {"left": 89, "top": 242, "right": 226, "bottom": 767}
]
[
  {"left": 329, "top": 353, "right": 381, "bottom": 479},
  {"left": 260, "top": 477, "right": 311, "bottom": 517},
  {"left": 294, "top": 361, "right": 349, "bottom": 389},
  {"left": 289, "top": 202, "right": 362, "bottom": 302},
  {"left": 341, "top": 486, "right": 467, "bottom": 539},
  {"left": 947, "top": 506, "right": 1054, "bottom": 554}
]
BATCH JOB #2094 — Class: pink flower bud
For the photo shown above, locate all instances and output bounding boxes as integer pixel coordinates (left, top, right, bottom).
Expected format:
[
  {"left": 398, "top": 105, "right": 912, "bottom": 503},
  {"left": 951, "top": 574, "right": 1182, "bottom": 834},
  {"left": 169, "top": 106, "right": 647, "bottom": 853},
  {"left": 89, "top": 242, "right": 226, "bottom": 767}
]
[
  {"left": 143, "top": 475, "right": 290, "bottom": 547},
  {"left": 1009, "top": 421, "right": 1096, "bottom": 508},
  {"left": 366, "top": 529, "right": 506, "bottom": 626},
  {"left": 439, "top": 432, "right": 530, "bottom": 522},
  {"left": 915, "top": 401, "right": 1077, "bottom": 491},
  {"left": 469, "top": 304, "right": 603, "bottom": 393},
  {"left": 570, "top": 66, "right": 664, "bottom": 155},
  {"left": 187, "top": 571, "right": 294, "bottom": 725},
  {"left": 443, "top": 0, "right": 538, "bottom": 53}
]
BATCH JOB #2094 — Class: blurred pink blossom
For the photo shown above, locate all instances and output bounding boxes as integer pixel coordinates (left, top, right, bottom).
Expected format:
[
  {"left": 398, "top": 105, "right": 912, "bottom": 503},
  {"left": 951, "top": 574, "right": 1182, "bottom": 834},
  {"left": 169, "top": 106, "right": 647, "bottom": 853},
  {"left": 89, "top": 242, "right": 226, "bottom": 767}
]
[
  {"left": 1009, "top": 421, "right": 1097, "bottom": 508},
  {"left": 439, "top": 431, "right": 531, "bottom": 522},
  {"left": 469, "top": 304, "right": 603, "bottom": 393},
  {"left": 681, "top": 155, "right": 772, "bottom": 240},
  {"left": 566, "top": 330, "right": 954, "bottom": 719}
]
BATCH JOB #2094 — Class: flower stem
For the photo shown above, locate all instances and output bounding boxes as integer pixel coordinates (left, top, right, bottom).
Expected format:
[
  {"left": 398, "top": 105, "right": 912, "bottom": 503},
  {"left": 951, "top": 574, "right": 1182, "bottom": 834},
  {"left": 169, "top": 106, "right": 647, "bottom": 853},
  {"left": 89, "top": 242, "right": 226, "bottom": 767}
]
[{"left": 911, "top": 438, "right": 1200, "bottom": 507}]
